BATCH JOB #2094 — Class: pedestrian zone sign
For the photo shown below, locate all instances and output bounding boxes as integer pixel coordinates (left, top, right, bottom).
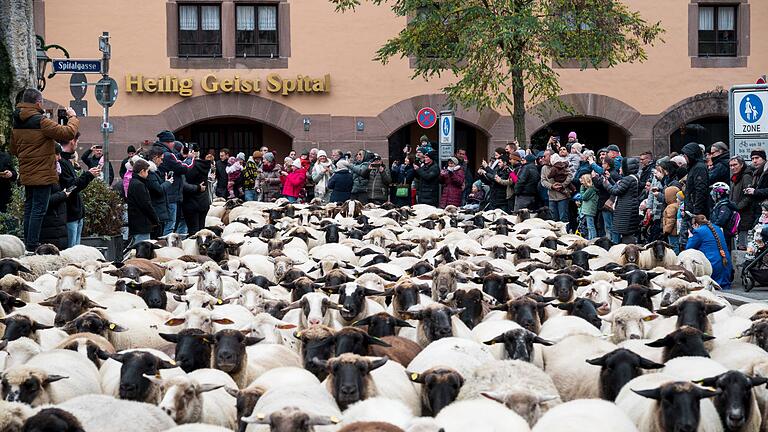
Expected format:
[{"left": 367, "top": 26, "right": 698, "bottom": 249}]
[{"left": 733, "top": 89, "right": 768, "bottom": 135}]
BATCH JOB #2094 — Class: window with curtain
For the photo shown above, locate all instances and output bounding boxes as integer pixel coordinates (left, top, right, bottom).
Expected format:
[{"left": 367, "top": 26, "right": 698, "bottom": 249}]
[
  {"left": 178, "top": 4, "right": 222, "bottom": 57},
  {"left": 698, "top": 5, "right": 737, "bottom": 57},
  {"left": 236, "top": 4, "right": 279, "bottom": 57}
]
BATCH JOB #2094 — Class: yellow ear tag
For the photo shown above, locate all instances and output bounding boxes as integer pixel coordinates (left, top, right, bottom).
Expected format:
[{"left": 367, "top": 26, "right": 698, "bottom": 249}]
[
  {"left": 256, "top": 413, "right": 266, "bottom": 420},
  {"left": 155, "top": 372, "right": 162, "bottom": 378},
  {"left": 169, "top": 359, "right": 176, "bottom": 366},
  {"left": 217, "top": 299, "right": 223, "bottom": 305},
  {"left": 295, "top": 331, "right": 302, "bottom": 338},
  {"left": 642, "top": 316, "right": 655, "bottom": 322},
  {"left": 330, "top": 416, "right": 340, "bottom": 424},
  {"left": 410, "top": 373, "right": 419, "bottom": 381},
  {"left": 109, "top": 323, "right": 117, "bottom": 330}
]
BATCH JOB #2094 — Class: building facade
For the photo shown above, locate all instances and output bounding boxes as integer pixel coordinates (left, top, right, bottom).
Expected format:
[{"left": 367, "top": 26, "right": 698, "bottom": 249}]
[{"left": 34, "top": 0, "right": 765, "bottom": 168}]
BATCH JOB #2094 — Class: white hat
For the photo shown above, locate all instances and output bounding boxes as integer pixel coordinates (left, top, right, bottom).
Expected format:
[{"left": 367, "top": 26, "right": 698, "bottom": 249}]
[
  {"left": 550, "top": 154, "right": 563, "bottom": 164},
  {"left": 317, "top": 150, "right": 327, "bottom": 158},
  {"left": 292, "top": 158, "right": 302, "bottom": 169},
  {"left": 236, "top": 152, "right": 245, "bottom": 161}
]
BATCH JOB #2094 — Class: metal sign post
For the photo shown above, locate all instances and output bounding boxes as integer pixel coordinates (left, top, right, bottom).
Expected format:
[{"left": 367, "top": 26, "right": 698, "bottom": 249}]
[
  {"left": 96, "top": 32, "right": 115, "bottom": 183},
  {"left": 439, "top": 110, "right": 455, "bottom": 162},
  {"left": 729, "top": 84, "right": 768, "bottom": 161}
]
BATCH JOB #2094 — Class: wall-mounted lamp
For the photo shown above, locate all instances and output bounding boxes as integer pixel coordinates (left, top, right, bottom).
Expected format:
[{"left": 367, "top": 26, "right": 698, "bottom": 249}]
[
  {"left": 303, "top": 117, "right": 311, "bottom": 132},
  {"left": 356, "top": 120, "right": 365, "bottom": 132}
]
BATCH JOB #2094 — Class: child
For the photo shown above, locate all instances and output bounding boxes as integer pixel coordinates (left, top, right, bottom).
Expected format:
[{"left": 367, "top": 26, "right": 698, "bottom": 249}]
[
  {"left": 463, "top": 181, "right": 485, "bottom": 211},
  {"left": 126, "top": 159, "right": 159, "bottom": 244},
  {"left": 579, "top": 173, "right": 598, "bottom": 239},
  {"left": 709, "top": 181, "right": 737, "bottom": 239},
  {"left": 226, "top": 155, "right": 244, "bottom": 198},
  {"left": 675, "top": 190, "right": 686, "bottom": 254},
  {"left": 746, "top": 202, "right": 768, "bottom": 261},
  {"left": 662, "top": 186, "right": 681, "bottom": 253}
]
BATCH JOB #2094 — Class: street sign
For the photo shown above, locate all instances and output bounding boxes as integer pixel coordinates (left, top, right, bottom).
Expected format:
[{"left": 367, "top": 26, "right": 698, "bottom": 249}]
[
  {"left": 758, "top": 76, "right": 767, "bottom": 85},
  {"left": 416, "top": 107, "right": 437, "bottom": 129},
  {"left": 69, "top": 73, "right": 88, "bottom": 100},
  {"left": 730, "top": 84, "right": 768, "bottom": 160},
  {"left": 51, "top": 59, "right": 102, "bottom": 74},
  {"left": 438, "top": 110, "right": 454, "bottom": 161},
  {"left": 95, "top": 77, "right": 118, "bottom": 108},
  {"left": 70, "top": 99, "right": 88, "bottom": 117}
]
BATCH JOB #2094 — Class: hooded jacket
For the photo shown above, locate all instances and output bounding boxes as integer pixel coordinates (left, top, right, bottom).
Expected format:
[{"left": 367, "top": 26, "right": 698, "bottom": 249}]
[
  {"left": 365, "top": 162, "right": 392, "bottom": 203},
  {"left": 58, "top": 151, "right": 94, "bottom": 222},
  {"left": 681, "top": 142, "right": 710, "bottom": 216},
  {"left": 350, "top": 150, "right": 374, "bottom": 194},
  {"left": 730, "top": 164, "right": 754, "bottom": 230},
  {"left": 127, "top": 175, "right": 159, "bottom": 235},
  {"left": 181, "top": 159, "right": 212, "bottom": 214},
  {"left": 11, "top": 103, "right": 80, "bottom": 186},
  {"left": 145, "top": 161, "right": 170, "bottom": 223},
  {"left": 38, "top": 184, "right": 69, "bottom": 250},
  {"left": 414, "top": 159, "right": 440, "bottom": 206},
  {"left": 328, "top": 166, "right": 353, "bottom": 203},
  {"left": 663, "top": 186, "right": 681, "bottom": 235},
  {"left": 151, "top": 141, "right": 192, "bottom": 203},
  {"left": 603, "top": 157, "right": 640, "bottom": 235},
  {"left": 708, "top": 152, "right": 730, "bottom": 186}
]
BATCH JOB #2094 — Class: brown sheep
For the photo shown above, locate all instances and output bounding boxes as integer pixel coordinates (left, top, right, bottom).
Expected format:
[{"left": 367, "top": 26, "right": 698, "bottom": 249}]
[
  {"left": 338, "top": 422, "right": 405, "bottom": 432},
  {"left": 369, "top": 336, "right": 422, "bottom": 367}
]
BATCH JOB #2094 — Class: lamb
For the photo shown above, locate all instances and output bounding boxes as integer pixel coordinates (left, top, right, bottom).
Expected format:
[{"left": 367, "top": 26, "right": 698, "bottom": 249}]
[
  {"left": 677, "top": 249, "right": 714, "bottom": 277},
  {"left": 1, "top": 349, "right": 102, "bottom": 406},
  {"left": 615, "top": 373, "right": 722, "bottom": 432},
  {"left": 0, "top": 235, "right": 25, "bottom": 259},
  {"left": 457, "top": 359, "right": 561, "bottom": 426},
  {"left": 434, "top": 399, "right": 531, "bottom": 432},
  {"left": 56, "top": 394, "right": 176, "bottom": 432},
  {"left": 531, "top": 399, "right": 639, "bottom": 432},
  {"left": 149, "top": 368, "right": 238, "bottom": 429}
]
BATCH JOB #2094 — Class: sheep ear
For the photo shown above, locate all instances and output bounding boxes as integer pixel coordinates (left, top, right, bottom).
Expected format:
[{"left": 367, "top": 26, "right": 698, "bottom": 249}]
[
  {"left": 159, "top": 359, "right": 177, "bottom": 369},
  {"left": 555, "top": 303, "right": 574, "bottom": 311},
  {"left": 108, "top": 322, "right": 127, "bottom": 332},
  {"left": 244, "top": 336, "right": 264, "bottom": 346},
  {"left": 646, "top": 336, "right": 670, "bottom": 348},
  {"left": 225, "top": 387, "right": 241, "bottom": 398},
  {"left": 406, "top": 371, "right": 424, "bottom": 383},
  {"left": 369, "top": 356, "right": 388, "bottom": 371},
  {"left": 694, "top": 386, "right": 722, "bottom": 399},
  {"left": 751, "top": 376, "right": 768, "bottom": 388},
  {"left": 43, "top": 375, "right": 68, "bottom": 385},
  {"left": 353, "top": 316, "right": 372, "bottom": 327},
  {"left": 212, "top": 317, "right": 235, "bottom": 325},
  {"left": 366, "top": 335, "right": 391, "bottom": 347},
  {"left": 158, "top": 333, "right": 179, "bottom": 343},
  {"left": 142, "top": 374, "right": 164, "bottom": 385},
  {"left": 638, "top": 357, "right": 665, "bottom": 369},
  {"left": 705, "top": 304, "right": 726, "bottom": 314},
  {"left": 585, "top": 354, "right": 607, "bottom": 366},
  {"left": 21, "top": 283, "right": 38, "bottom": 293},
  {"left": 632, "top": 387, "right": 662, "bottom": 400},
  {"left": 481, "top": 391, "right": 506, "bottom": 404},
  {"left": 310, "top": 357, "right": 328, "bottom": 369},
  {"left": 33, "top": 322, "right": 53, "bottom": 331},
  {"left": 533, "top": 336, "right": 554, "bottom": 346},
  {"left": 656, "top": 305, "right": 679, "bottom": 317},
  {"left": 483, "top": 335, "right": 504, "bottom": 345},
  {"left": 164, "top": 317, "right": 187, "bottom": 326},
  {"left": 394, "top": 318, "right": 414, "bottom": 328}
]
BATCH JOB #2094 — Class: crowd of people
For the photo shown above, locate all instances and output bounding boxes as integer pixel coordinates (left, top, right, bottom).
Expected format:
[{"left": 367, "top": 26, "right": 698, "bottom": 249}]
[{"left": 8, "top": 87, "right": 768, "bottom": 291}]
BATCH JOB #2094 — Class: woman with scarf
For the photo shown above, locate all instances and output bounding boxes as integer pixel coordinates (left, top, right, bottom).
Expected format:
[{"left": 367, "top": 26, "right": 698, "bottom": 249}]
[
  {"left": 686, "top": 214, "right": 733, "bottom": 289},
  {"left": 439, "top": 157, "right": 465, "bottom": 208},
  {"left": 259, "top": 152, "right": 283, "bottom": 202},
  {"left": 282, "top": 158, "right": 307, "bottom": 203},
  {"left": 541, "top": 154, "right": 574, "bottom": 224},
  {"left": 311, "top": 150, "right": 335, "bottom": 204}
]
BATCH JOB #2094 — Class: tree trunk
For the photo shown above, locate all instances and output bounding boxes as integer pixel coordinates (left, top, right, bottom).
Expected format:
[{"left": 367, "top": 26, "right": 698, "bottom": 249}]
[
  {"left": 0, "top": 0, "right": 36, "bottom": 149},
  {"left": 511, "top": 66, "right": 527, "bottom": 148}
]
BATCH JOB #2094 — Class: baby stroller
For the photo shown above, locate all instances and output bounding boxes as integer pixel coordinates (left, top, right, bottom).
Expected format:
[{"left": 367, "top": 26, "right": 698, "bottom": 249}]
[{"left": 742, "top": 226, "right": 768, "bottom": 292}]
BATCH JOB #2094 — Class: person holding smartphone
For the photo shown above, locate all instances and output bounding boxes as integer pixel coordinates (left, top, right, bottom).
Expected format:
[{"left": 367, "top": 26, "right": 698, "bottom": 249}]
[
  {"left": 58, "top": 133, "right": 100, "bottom": 247},
  {"left": 39, "top": 144, "right": 75, "bottom": 250}
]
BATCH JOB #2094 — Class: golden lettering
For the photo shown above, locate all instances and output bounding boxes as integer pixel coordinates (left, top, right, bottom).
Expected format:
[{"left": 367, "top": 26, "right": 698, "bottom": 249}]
[
  {"left": 240, "top": 80, "right": 252, "bottom": 93},
  {"left": 219, "top": 78, "right": 233, "bottom": 92},
  {"left": 144, "top": 78, "right": 157, "bottom": 93},
  {"left": 179, "top": 78, "right": 193, "bottom": 97},
  {"left": 124, "top": 74, "right": 329, "bottom": 97},
  {"left": 201, "top": 74, "right": 218, "bottom": 93},
  {"left": 266, "top": 73, "right": 281, "bottom": 93},
  {"left": 125, "top": 74, "right": 143, "bottom": 93}
]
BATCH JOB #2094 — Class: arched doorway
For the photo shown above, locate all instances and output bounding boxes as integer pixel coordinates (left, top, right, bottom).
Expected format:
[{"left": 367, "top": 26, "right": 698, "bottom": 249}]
[
  {"left": 530, "top": 117, "right": 630, "bottom": 155},
  {"left": 388, "top": 120, "right": 489, "bottom": 171},
  {"left": 669, "top": 116, "right": 728, "bottom": 154},
  {"left": 174, "top": 117, "right": 293, "bottom": 160}
]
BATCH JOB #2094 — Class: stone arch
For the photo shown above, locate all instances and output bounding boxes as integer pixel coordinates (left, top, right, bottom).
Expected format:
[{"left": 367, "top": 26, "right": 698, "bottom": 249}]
[
  {"left": 652, "top": 89, "right": 728, "bottom": 155},
  {"left": 158, "top": 92, "right": 300, "bottom": 138}
]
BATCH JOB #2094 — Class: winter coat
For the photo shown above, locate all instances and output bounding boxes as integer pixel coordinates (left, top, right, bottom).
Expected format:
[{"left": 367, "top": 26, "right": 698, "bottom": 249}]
[
  {"left": 638, "top": 160, "right": 656, "bottom": 196},
  {"left": 579, "top": 185, "right": 598, "bottom": 217},
  {"left": 312, "top": 161, "right": 334, "bottom": 202},
  {"left": 260, "top": 163, "right": 283, "bottom": 202},
  {"left": 215, "top": 159, "right": 228, "bottom": 197},
  {"left": 0, "top": 151, "right": 17, "bottom": 213},
  {"left": 686, "top": 224, "right": 732, "bottom": 289},
  {"left": 440, "top": 167, "right": 465, "bottom": 208},
  {"left": 731, "top": 165, "right": 754, "bottom": 230},
  {"left": 662, "top": 186, "right": 681, "bottom": 236},
  {"left": 282, "top": 168, "right": 307, "bottom": 198},
  {"left": 414, "top": 161, "right": 440, "bottom": 206},
  {"left": 243, "top": 159, "right": 259, "bottom": 190},
  {"left": 514, "top": 163, "right": 540, "bottom": 197},
  {"left": 681, "top": 142, "right": 710, "bottom": 216},
  {"left": 181, "top": 159, "right": 212, "bottom": 215},
  {"left": 366, "top": 165, "right": 391, "bottom": 203},
  {"left": 350, "top": 151, "right": 374, "bottom": 194},
  {"left": 10, "top": 103, "right": 79, "bottom": 186},
  {"left": 709, "top": 153, "right": 730, "bottom": 186},
  {"left": 127, "top": 175, "right": 159, "bottom": 235},
  {"left": 710, "top": 199, "right": 736, "bottom": 236},
  {"left": 480, "top": 165, "right": 511, "bottom": 210},
  {"left": 145, "top": 163, "right": 171, "bottom": 223},
  {"left": 541, "top": 162, "right": 574, "bottom": 201},
  {"left": 603, "top": 157, "right": 640, "bottom": 235},
  {"left": 328, "top": 168, "right": 353, "bottom": 203},
  {"left": 38, "top": 184, "right": 69, "bottom": 251},
  {"left": 58, "top": 153, "right": 93, "bottom": 223},
  {"left": 392, "top": 163, "right": 415, "bottom": 207},
  {"left": 151, "top": 142, "right": 192, "bottom": 203}
]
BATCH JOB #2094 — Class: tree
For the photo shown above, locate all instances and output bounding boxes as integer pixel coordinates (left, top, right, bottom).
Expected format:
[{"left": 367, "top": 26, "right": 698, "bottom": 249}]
[{"left": 328, "top": 0, "right": 664, "bottom": 146}]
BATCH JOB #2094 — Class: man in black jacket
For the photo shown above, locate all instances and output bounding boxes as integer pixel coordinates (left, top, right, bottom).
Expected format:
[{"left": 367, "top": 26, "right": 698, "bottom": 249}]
[
  {"left": 0, "top": 149, "right": 17, "bottom": 213},
  {"left": 681, "top": 142, "right": 710, "bottom": 216},
  {"left": 637, "top": 152, "right": 655, "bottom": 198},
  {"left": 745, "top": 149, "right": 768, "bottom": 221},
  {"left": 151, "top": 131, "right": 194, "bottom": 235},
  {"left": 146, "top": 148, "right": 172, "bottom": 238},
  {"left": 514, "top": 154, "right": 540, "bottom": 211},
  {"left": 59, "top": 133, "right": 100, "bottom": 247},
  {"left": 413, "top": 151, "right": 440, "bottom": 206},
  {"left": 215, "top": 148, "right": 230, "bottom": 198},
  {"left": 126, "top": 159, "right": 159, "bottom": 243},
  {"left": 708, "top": 141, "right": 730, "bottom": 185}
]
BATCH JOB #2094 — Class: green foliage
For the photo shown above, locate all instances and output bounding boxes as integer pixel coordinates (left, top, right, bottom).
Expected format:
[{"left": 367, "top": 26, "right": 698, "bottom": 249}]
[
  {"left": 0, "top": 34, "right": 14, "bottom": 151},
  {"left": 81, "top": 179, "right": 125, "bottom": 237},
  {"left": 328, "top": 0, "right": 664, "bottom": 144},
  {"left": 0, "top": 185, "right": 24, "bottom": 237}
]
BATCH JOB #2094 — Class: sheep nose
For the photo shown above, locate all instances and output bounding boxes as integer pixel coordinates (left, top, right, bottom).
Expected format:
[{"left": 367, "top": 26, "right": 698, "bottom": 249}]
[
  {"left": 629, "top": 334, "right": 641, "bottom": 340},
  {"left": 218, "top": 352, "right": 234, "bottom": 362},
  {"left": 120, "top": 383, "right": 136, "bottom": 393},
  {"left": 309, "top": 318, "right": 321, "bottom": 326},
  {"left": 340, "top": 385, "right": 356, "bottom": 396}
]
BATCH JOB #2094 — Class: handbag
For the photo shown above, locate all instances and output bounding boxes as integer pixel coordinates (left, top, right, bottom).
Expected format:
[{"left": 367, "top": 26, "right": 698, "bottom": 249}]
[
  {"left": 395, "top": 185, "right": 409, "bottom": 197},
  {"left": 603, "top": 197, "right": 615, "bottom": 212}
]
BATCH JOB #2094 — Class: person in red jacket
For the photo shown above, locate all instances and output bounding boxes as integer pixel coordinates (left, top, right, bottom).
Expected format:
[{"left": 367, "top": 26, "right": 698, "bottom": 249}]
[
  {"left": 282, "top": 158, "right": 307, "bottom": 203},
  {"left": 439, "top": 157, "right": 465, "bottom": 208}
]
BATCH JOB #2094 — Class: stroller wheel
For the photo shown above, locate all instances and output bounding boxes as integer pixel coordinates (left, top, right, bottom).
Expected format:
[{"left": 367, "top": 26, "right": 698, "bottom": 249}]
[{"left": 744, "top": 277, "right": 755, "bottom": 292}]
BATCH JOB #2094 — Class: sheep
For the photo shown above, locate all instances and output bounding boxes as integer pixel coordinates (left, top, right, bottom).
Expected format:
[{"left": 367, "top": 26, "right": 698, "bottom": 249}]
[
  {"left": 542, "top": 334, "right": 616, "bottom": 401},
  {"left": 638, "top": 240, "right": 677, "bottom": 270},
  {"left": 368, "top": 335, "right": 422, "bottom": 367},
  {"left": 434, "top": 399, "right": 531, "bottom": 432},
  {"left": 489, "top": 295, "right": 549, "bottom": 334},
  {"left": 0, "top": 274, "right": 39, "bottom": 302},
  {"left": 531, "top": 399, "right": 639, "bottom": 432},
  {"left": 185, "top": 261, "right": 239, "bottom": 299},
  {"left": 340, "top": 397, "right": 415, "bottom": 430},
  {"left": 0, "top": 235, "right": 25, "bottom": 259},
  {"left": 55, "top": 332, "right": 116, "bottom": 368},
  {"left": 240, "top": 312, "right": 297, "bottom": 345},
  {"left": 241, "top": 385, "right": 341, "bottom": 432},
  {"left": 677, "top": 249, "right": 714, "bottom": 277},
  {"left": 282, "top": 292, "right": 347, "bottom": 330},
  {"left": 98, "top": 348, "right": 184, "bottom": 402},
  {"left": 0, "top": 399, "right": 33, "bottom": 432},
  {"left": 161, "top": 259, "right": 199, "bottom": 284},
  {"left": 296, "top": 325, "right": 337, "bottom": 380},
  {"left": 59, "top": 244, "right": 106, "bottom": 262},
  {"left": 601, "top": 306, "right": 658, "bottom": 344},
  {"left": 0, "top": 337, "right": 42, "bottom": 370},
  {"left": 328, "top": 283, "right": 387, "bottom": 326},
  {"left": 56, "top": 394, "right": 176, "bottom": 432},
  {"left": 1, "top": 349, "right": 102, "bottom": 406},
  {"left": 537, "top": 315, "right": 604, "bottom": 341},
  {"left": 457, "top": 359, "right": 561, "bottom": 426},
  {"left": 149, "top": 368, "right": 237, "bottom": 429},
  {"left": 406, "top": 367, "right": 464, "bottom": 415},
  {"left": 50, "top": 265, "right": 88, "bottom": 292},
  {"left": 164, "top": 307, "right": 236, "bottom": 334},
  {"left": 401, "top": 303, "right": 472, "bottom": 348},
  {"left": 615, "top": 373, "right": 722, "bottom": 432},
  {"left": 646, "top": 326, "right": 715, "bottom": 362},
  {"left": 315, "top": 353, "right": 420, "bottom": 414},
  {"left": 406, "top": 337, "right": 494, "bottom": 379}
]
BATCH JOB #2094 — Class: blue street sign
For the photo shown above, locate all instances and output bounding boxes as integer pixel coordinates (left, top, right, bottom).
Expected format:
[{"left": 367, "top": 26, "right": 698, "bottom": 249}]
[
  {"left": 740, "top": 94, "right": 764, "bottom": 124},
  {"left": 52, "top": 59, "right": 103, "bottom": 74}
]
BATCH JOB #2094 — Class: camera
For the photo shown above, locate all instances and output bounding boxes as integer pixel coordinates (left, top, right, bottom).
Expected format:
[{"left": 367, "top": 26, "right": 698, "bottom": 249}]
[{"left": 57, "top": 109, "right": 68, "bottom": 126}]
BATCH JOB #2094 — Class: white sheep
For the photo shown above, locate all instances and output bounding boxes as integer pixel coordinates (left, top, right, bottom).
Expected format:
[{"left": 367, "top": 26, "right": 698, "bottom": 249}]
[
  {"left": 677, "top": 249, "right": 714, "bottom": 277},
  {"left": 340, "top": 397, "right": 415, "bottom": 430},
  {"left": 458, "top": 359, "right": 561, "bottom": 426},
  {"left": 434, "top": 398, "right": 531, "bottom": 432},
  {"left": 733, "top": 302, "right": 768, "bottom": 320},
  {"left": 150, "top": 368, "right": 237, "bottom": 429},
  {"left": 601, "top": 306, "right": 658, "bottom": 344},
  {"left": 538, "top": 315, "right": 603, "bottom": 342},
  {"left": 0, "top": 337, "right": 42, "bottom": 370},
  {"left": 57, "top": 394, "right": 176, "bottom": 432},
  {"left": 2, "top": 349, "right": 102, "bottom": 406},
  {"left": 532, "top": 399, "right": 639, "bottom": 432},
  {"left": 240, "top": 312, "right": 297, "bottom": 345},
  {"left": 60, "top": 244, "right": 106, "bottom": 262},
  {"left": 0, "top": 399, "right": 33, "bottom": 432},
  {"left": 407, "top": 337, "right": 495, "bottom": 378},
  {"left": 638, "top": 242, "right": 677, "bottom": 270},
  {"left": 542, "top": 334, "right": 616, "bottom": 401},
  {"left": 0, "top": 235, "right": 25, "bottom": 259},
  {"left": 243, "top": 385, "right": 342, "bottom": 432}
]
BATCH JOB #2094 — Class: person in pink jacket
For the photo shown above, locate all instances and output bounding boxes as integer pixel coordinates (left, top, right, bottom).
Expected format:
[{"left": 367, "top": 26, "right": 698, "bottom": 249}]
[
  {"left": 282, "top": 158, "right": 306, "bottom": 203},
  {"left": 439, "top": 157, "right": 465, "bottom": 208}
]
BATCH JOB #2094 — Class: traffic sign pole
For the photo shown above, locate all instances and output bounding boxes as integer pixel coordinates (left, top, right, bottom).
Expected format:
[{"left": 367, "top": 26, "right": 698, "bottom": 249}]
[{"left": 98, "top": 32, "right": 113, "bottom": 183}]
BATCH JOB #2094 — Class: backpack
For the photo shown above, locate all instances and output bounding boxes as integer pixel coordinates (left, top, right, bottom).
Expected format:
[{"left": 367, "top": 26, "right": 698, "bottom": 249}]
[
  {"left": 713, "top": 200, "right": 739, "bottom": 238},
  {"left": 725, "top": 208, "right": 741, "bottom": 238}
]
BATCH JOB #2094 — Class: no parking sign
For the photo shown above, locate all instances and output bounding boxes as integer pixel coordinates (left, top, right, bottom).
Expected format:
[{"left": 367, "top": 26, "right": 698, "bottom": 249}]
[{"left": 416, "top": 107, "right": 437, "bottom": 129}]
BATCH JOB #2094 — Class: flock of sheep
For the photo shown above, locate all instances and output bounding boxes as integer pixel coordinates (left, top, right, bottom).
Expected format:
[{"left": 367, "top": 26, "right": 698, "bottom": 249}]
[{"left": 0, "top": 199, "right": 765, "bottom": 432}]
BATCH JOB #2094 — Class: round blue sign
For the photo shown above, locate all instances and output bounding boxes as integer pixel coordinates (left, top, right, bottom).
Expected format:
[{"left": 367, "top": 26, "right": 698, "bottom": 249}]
[
  {"left": 740, "top": 94, "right": 763, "bottom": 124},
  {"left": 442, "top": 117, "right": 451, "bottom": 135}
]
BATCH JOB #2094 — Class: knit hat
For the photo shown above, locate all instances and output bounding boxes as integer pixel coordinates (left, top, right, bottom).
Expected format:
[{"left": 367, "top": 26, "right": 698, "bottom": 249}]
[
  {"left": 317, "top": 150, "right": 327, "bottom": 158},
  {"left": 606, "top": 144, "right": 620, "bottom": 153},
  {"left": 157, "top": 130, "right": 175, "bottom": 142},
  {"left": 448, "top": 157, "right": 459, "bottom": 165},
  {"left": 336, "top": 159, "right": 350, "bottom": 170},
  {"left": 420, "top": 135, "right": 429, "bottom": 143},
  {"left": 711, "top": 141, "right": 728, "bottom": 153},
  {"left": 568, "top": 131, "right": 578, "bottom": 139},
  {"left": 263, "top": 152, "right": 275, "bottom": 162},
  {"left": 253, "top": 151, "right": 263, "bottom": 159},
  {"left": 671, "top": 155, "right": 687, "bottom": 167},
  {"left": 676, "top": 190, "right": 685, "bottom": 201},
  {"left": 236, "top": 152, "right": 245, "bottom": 161},
  {"left": 127, "top": 145, "right": 136, "bottom": 154},
  {"left": 292, "top": 158, "right": 302, "bottom": 169},
  {"left": 228, "top": 156, "right": 236, "bottom": 165},
  {"left": 752, "top": 149, "right": 767, "bottom": 160},
  {"left": 550, "top": 154, "right": 563, "bottom": 164},
  {"left": 525, "top": 154, "right": 537, "bottom": 163}
]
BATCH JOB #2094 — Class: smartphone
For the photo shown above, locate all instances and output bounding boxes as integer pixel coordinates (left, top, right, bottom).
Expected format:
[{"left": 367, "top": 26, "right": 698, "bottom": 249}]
[
  {"left": 65, "top": 185, "right": 77, "bottom": 194},
  {"left": 57, "top": 109, "right": 68, "bottom": 126}
]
